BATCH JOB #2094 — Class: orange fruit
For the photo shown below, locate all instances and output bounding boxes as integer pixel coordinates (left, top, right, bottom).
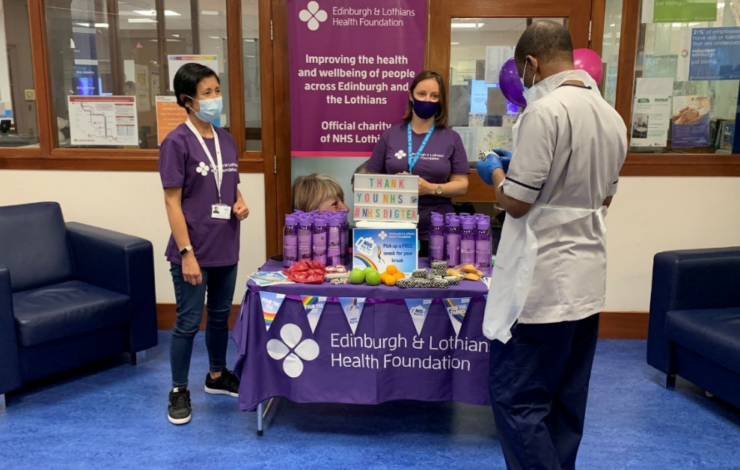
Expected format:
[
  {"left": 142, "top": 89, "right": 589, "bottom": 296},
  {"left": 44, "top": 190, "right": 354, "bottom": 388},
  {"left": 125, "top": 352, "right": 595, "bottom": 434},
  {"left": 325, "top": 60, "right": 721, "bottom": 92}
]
[
  {"left": 393, "top": 271, "right": 405, "bottom": 280},
  {"left": 380, "top": 273, "right": 390, "bottom": 284},
  {"left": 385, "top": 276, "right": 397, "bottom": 286},
  {"left": 386, "top": 265, "right": 398, "bottom": 275}
]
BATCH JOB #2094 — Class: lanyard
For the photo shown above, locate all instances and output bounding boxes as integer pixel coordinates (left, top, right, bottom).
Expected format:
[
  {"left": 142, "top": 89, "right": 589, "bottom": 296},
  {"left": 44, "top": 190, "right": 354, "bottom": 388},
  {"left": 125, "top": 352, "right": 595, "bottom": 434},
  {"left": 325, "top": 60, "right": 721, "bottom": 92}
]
[
  {"left": 407, "top": 123, "right": 435, "bottom": 172},
  {"left": 185, "top": 118, "right": 223, "bottom": 203}
]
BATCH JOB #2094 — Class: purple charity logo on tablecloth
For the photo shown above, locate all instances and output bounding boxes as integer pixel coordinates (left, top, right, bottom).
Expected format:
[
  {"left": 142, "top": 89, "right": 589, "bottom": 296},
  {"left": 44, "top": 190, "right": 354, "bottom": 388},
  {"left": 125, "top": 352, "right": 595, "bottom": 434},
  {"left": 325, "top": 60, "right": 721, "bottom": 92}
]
[
  {"left": 259, "top": 291, "right": 286, "bottom": 331},
  {"left": 287, "top": 0, "right": 427, "bottom": 157},
  {"left": 405, "top": 298, "right": 432, "bottom": 335},
  {"left": 339, "top": 297, "right": 366, "bottom": 334},
  {"left": 444, "top": 298, "right": 471, "bottom": 337},
  {"left": 301, "top": 295, "right": 328, "bottom": 333}
]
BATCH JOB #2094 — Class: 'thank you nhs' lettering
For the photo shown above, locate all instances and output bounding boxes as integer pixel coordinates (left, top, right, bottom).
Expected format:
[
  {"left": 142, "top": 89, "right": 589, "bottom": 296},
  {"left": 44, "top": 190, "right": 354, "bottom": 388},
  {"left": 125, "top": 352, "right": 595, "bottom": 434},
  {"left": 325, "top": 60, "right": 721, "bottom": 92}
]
[
  {"left": 288, "top": 0, "right": 427, "bottom": 157},
  {"left": 353, "top": 174, "right": 419, "bottom": 222}
]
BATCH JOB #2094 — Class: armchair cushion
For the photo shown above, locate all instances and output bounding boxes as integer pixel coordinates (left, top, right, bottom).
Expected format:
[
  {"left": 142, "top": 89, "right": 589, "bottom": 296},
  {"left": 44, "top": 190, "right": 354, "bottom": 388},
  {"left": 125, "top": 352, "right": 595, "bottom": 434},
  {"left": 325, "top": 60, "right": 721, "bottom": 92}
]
[
  {"left": 13, "top": 280, "right": 130, "bottom": 347},
  {"left": 0, "top": 202, "right": 74, "bottom": 292},
  {"left": 666, "top": 308, "right": 740, "bottom": 374}
]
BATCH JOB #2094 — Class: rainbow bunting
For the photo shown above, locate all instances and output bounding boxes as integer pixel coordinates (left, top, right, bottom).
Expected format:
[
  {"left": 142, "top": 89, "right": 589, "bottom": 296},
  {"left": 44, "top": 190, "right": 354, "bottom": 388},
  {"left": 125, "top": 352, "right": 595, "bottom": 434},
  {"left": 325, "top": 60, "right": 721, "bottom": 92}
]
[{"left": 259, "top": 292, "right": 286, "bottom": 332}]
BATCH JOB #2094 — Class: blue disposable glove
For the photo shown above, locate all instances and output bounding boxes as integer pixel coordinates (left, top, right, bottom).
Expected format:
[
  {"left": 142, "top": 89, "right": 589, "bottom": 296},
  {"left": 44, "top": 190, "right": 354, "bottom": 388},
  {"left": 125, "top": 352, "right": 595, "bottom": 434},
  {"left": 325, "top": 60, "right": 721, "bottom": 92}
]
[
  {"left": 476, "top": 153, "right": 503, "bottom": 186},
  {"left": 492, "top": 149, "right": 513, "bottom": 173}
]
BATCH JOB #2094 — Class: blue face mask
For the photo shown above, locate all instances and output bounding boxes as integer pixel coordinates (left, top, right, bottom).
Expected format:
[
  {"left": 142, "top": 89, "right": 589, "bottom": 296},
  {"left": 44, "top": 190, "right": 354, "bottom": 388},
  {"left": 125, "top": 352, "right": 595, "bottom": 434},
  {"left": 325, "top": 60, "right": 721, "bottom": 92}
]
[
  {"left": 412, "top": 97, "right": 439, "bottom": 120},
  {"left": 188, "top": 96, "right": 223, "bottom": 123}
]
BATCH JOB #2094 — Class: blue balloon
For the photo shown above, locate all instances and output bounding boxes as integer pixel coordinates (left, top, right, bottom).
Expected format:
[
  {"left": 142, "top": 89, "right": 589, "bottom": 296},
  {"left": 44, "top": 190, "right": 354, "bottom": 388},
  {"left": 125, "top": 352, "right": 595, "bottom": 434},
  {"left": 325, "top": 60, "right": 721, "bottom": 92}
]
[{"left": 498, "top": 58, "right": 526, "bottom": 108}]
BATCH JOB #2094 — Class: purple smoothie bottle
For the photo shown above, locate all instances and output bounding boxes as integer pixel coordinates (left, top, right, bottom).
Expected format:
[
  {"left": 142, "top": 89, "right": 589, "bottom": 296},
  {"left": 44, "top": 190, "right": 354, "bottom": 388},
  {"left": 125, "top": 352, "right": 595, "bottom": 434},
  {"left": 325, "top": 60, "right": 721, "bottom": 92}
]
[
  {"left": 476, "top": 216, "right": 492, "bottom": 274},
  {"left": 298, "top": 214, "right": 313, "bottom": 261},
  {"left": 460, "top": 218, "right": 476, "bottom": 265},
  {"left": 446, "top": 215, "right": 461, "bottom": 266},
  {"left": 283, "top": 214, "right": 298, "bottom": 268},
  {"left": 429, "top": 213, "right": 445, "bottom": 262},
  {"left": 312, "top": 216, "right": 328, "bottom": 265},
  {"left": 327, "top": 216, "right": 342, "bottom": 266}
]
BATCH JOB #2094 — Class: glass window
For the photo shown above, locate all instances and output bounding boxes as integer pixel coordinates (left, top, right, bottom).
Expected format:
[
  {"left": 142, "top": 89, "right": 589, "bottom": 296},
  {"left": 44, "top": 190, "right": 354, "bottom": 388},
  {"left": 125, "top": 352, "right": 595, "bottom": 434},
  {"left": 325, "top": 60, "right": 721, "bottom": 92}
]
[
  {"left": 631, "top": 0, "right": 739, "bottom": 154},
  {"left": 46, "top": 0, "right": 228, "bottom": 149},
  {"left": 0, "top": 0, "right": 39, "bottom": 148},
  {"left": 602, "top": 0, "right": 623, "bottom": 107},
  {"left": 242, "top": 0, "right": 262, "bottom": 151},
  {"left": 449, "top": 18, "right": 566, "bottom": 160}
]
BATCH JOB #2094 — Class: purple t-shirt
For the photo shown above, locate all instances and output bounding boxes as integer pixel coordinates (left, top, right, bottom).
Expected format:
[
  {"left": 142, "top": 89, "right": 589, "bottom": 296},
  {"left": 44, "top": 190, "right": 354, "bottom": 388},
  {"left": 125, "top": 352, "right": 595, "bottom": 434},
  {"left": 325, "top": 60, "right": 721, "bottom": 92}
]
[
  {"left": 365, "top": 122, "right": 470, "bottom": 239},
  {"left": 158, "top": 123, "right": 241, "bottom": 267}
]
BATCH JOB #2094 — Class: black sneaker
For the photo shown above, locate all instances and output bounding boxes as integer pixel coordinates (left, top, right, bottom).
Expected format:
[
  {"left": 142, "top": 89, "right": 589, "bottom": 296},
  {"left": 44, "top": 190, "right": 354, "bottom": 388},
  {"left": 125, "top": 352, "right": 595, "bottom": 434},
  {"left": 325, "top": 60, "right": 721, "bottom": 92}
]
[
  {"left": 204, "top": 368, "right": 240, "bottom": 397},
  {"left": 168, "top": 387, "right": 192, "bottom": 425}
]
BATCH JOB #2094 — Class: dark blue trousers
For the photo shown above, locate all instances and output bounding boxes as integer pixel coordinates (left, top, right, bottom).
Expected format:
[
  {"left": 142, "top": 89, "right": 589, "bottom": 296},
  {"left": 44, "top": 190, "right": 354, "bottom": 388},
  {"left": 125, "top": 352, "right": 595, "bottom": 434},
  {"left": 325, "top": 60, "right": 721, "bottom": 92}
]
[{"left": 489, "top": 314, "right": 600, "bottom": 470}]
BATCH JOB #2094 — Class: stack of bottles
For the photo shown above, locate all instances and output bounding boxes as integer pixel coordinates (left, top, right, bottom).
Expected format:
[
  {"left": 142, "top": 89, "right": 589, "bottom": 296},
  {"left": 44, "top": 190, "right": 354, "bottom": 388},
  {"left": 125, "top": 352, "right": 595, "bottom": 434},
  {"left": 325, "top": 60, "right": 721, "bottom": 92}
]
[
  {"left": 428, "top": 212, "right": 492, "bottom": 274},
  {"left": 283, "top": 210, "right": 350, "bottom": 268}
]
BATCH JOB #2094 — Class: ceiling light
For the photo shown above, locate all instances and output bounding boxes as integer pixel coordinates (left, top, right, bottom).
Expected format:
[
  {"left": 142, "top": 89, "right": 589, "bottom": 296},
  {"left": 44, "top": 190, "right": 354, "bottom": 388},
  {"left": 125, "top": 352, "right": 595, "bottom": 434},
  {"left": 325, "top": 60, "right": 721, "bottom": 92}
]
[
  {"left": 244, "top": 38, "right": 256, "bottom": 42},
  {"left": 95, "top": 23, "right": 109, "bottom": 28},
  {"left": 133, "top": 9, "right": 180, "bottom": 17},
  {"left": 209, "top": 36, "right": 221, "bottom": 39},
  {"left": 451, "top": 23, "right": 483, "bottom": 28},
  {"left": 172, "top": 34, "right": 179, "bottom": 37},
  {"left": 718, "top": 3, "right": 725, "bottom": 7},
  {"left": 129, "top": 18, "right": 157, "bottom": 23},
  {"left": 610, "top": 23, "right": 615, "bottom": 27},
  {"left": 451, "top": 42, "right": 460, "bottom": 45},
  {"left": 201, "top": 10, "right": 220, "bottom": 16}
]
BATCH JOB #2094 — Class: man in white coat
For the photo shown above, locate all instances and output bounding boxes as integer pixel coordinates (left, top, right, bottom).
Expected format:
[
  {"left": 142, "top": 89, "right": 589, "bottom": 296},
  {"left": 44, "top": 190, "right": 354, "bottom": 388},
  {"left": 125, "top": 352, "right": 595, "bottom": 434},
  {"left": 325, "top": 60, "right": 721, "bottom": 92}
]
[{"left": 476, "top": 21, "right": 627, "bottom": 470}]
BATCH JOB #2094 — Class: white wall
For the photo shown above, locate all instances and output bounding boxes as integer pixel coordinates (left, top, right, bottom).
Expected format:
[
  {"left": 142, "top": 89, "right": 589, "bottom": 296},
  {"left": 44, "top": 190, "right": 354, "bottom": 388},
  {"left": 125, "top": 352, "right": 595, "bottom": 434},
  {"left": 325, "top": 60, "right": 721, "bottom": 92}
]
[
  {"left": 0, "top": 171, "right": 266, "bottom": 304},
  {"left": 604, "top": 177, "right": 740, "bottom": 311}
]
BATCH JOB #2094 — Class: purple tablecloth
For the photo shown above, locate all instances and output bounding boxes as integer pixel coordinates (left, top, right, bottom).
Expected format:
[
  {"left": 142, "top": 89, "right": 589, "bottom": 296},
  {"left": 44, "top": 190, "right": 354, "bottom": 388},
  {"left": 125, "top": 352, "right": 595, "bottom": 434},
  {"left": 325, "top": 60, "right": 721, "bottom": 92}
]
[{"left": 233, "top": 259, "right": 491, "bottom": 411}]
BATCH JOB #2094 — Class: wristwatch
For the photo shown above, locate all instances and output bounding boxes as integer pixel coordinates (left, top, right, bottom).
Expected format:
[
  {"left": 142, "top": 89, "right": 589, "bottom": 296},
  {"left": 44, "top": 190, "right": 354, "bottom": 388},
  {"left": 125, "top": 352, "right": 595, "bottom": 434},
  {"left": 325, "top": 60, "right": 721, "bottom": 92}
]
[
  {"left": 434, "top": 185, "right": 443, "bottom": 195},
  {"left": 179, "top": 245, "right": 193, "bottom": 256}
]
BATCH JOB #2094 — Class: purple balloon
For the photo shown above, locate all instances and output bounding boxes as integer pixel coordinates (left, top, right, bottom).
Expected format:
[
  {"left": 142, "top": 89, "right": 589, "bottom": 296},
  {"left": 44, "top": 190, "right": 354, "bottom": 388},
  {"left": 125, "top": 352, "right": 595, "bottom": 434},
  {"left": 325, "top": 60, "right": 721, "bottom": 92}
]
[{"left": 498, "top": 58, "right": 526, "bottom": 108}]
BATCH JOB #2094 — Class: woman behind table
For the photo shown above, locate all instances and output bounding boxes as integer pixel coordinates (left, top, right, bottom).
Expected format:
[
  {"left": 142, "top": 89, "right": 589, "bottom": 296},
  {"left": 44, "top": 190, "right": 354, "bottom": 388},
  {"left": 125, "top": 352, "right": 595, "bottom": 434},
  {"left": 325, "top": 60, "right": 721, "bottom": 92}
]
[
  {"left": 158, "top": 63, "right": 250, "bottom": 425},
  {"left": 292, "top": 173, "right": 349, "bottom": 213},
  {"left": 364, "top": 70, "right": 470, "bottom": 256}
]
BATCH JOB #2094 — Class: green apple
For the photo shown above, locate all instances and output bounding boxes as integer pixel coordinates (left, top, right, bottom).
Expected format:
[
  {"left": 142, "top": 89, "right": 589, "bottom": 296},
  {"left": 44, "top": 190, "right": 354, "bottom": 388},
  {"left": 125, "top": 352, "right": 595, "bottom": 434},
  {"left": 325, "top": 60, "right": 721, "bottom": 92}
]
[{"left": 349, "top": 268, "right": 366, "bottom": 284}]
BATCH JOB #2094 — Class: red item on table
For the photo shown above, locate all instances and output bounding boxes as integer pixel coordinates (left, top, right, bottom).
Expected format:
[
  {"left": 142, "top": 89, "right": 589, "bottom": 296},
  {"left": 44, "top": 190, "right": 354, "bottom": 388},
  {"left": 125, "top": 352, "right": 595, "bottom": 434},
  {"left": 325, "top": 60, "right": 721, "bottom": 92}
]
[{"left": 283, "top": 260, "right": 326, "bottom": 284}]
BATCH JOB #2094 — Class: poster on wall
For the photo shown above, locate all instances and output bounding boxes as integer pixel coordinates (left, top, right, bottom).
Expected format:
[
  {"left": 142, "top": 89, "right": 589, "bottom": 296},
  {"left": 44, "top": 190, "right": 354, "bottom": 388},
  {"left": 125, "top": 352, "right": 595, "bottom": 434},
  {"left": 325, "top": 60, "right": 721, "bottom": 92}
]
[
  {"left": 68, "top": 96, "right": 138, "bottom": 146},
  {"left": 150, "top": 71, "right": 160, "bottom": 106},
  {"left": 631, "top": 95, "right": 672, "bottom": 147},
  {"left": 288, "top": 0, "right": 427, "bottom": 157},
  {"left": 689, "top": 27, "right": 740, "bottom": 81},
  {"left": 167, "top": 55, "right": 219, "bottom": 91},
  {"left": 671, "top": 95, "right": 711, "bottom": 147},
  {"left": 135, "top": 64, "right": 150, "bottom": 112},
  {"left": 642, "top": 0, "right": 717, "bottom": 24},
  {"left": 156, "top": 96, "right": 188, "bottom": 145},
  {"left": 484, "top": 46, "right": 514, "bottom": 84}
]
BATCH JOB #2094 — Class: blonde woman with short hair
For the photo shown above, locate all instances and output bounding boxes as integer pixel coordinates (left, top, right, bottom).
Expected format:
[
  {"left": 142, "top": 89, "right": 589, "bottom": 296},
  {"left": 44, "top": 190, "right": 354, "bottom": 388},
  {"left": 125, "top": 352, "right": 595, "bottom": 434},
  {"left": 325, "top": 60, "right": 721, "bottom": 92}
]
[{"left": 292, "top": 173, "right": 349, "bottom": 213}]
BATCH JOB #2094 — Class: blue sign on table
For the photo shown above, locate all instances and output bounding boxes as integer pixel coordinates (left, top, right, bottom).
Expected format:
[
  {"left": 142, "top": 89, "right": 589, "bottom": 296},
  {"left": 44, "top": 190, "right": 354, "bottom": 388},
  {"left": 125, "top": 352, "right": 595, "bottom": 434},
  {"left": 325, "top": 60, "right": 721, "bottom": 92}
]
[{"left": 689, "top": 27, "right": 740, "bottom": 81}]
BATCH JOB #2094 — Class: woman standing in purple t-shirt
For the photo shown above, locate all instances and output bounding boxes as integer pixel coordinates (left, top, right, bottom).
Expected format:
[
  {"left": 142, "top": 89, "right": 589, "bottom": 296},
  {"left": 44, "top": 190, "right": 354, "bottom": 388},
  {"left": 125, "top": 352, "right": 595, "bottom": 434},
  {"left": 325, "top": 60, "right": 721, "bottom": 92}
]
[
  {"left": 158, "top": 64, "right": 250, "bottom": 425},
  {"left": 364, "top": 70, "right": 470, "bottom": 256}
]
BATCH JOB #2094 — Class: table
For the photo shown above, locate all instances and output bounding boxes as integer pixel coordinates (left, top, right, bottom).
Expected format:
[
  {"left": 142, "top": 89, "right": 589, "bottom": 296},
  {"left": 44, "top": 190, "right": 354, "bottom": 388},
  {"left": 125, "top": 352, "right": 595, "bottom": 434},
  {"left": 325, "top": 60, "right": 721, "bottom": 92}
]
[{"left": 232, "top": 259, "right": 491, "bottom": 433}]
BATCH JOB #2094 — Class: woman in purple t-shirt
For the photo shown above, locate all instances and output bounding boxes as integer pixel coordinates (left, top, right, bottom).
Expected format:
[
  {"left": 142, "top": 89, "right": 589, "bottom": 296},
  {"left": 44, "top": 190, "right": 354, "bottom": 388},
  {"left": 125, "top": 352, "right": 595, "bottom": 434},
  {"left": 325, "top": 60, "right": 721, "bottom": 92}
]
[
  {"left": 364, "top": 70, "right": 470, "bottom": 256},
  {"left": 158, "top": 64, "right": 250, "bottom": 425}
]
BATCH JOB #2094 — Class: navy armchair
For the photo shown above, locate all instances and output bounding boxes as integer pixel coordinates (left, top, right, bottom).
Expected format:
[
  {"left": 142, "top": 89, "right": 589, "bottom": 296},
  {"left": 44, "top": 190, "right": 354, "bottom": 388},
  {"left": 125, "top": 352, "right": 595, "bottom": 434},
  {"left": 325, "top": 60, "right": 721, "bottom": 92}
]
[
  {"left": 0, "top": 202, "right": 157, "bottom": 407},
  {"left": 647, "top": 247, "right": 740, "bottom": 409}
]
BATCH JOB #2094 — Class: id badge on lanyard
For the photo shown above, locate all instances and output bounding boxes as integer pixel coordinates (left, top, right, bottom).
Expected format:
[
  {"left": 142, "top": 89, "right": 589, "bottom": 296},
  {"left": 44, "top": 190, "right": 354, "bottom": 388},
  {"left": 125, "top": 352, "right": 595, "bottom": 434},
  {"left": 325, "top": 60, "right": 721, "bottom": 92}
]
[{"left": 185, "top": 119, "right": 231, "bottom": 220}]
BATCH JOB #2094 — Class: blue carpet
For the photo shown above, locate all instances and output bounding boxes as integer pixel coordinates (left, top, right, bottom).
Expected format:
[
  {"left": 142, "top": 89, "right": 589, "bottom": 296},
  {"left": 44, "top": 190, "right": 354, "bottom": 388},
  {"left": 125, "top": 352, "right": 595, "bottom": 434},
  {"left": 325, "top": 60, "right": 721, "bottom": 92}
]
[{"left": 1, "top": 332, "right": 739, "bottom": 470}]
